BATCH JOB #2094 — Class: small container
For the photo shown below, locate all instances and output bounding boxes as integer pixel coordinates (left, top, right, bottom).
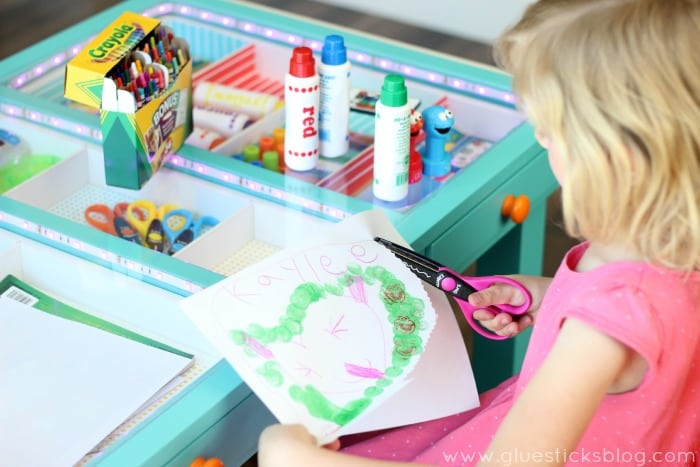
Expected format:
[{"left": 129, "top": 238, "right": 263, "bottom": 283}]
[
  {"left": 259, "top": 136, "right": 276, "bottom": 155},
  {"left": 242, "top": 144, "right": 260, "bottom": 162},
  {"left": 262, "top": 150, "right": 280, "bottom": 172},
  {"left": 272, "top": 127, "right": 285, "bottom": 145}
]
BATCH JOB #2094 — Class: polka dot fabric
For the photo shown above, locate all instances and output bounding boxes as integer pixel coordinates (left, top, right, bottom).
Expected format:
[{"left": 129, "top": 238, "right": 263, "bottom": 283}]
[{"left": 341, "top": 243, "right": 700, "bottom": 465}]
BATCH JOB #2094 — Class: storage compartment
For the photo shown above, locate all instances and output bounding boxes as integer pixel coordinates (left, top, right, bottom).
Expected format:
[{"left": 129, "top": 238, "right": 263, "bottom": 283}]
[
  {"left": 0, "top": 115, "right": 85, "bottom": 193},
  {"left": 0, "top": 228, "right": 221, "bottom": 465},
  {"left": 1, "top": 115, "right": 328, "bottom": 274},
  {"left": 184, "top": 39, "right": 525, "bottom": 212},
  {"left": 5, "top": 4, "right": 526, "bottom": 216}
]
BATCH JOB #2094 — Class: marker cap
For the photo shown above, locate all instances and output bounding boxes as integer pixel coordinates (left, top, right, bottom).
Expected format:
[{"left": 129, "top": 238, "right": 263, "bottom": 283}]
[
  {"left": 289, "top": 47, "right": 316, "bottom": 77},
  {"left": 380, "top": 74, "right": 408, "bottom": 107},
  {"left": 321, "top": 35, "right": 347, "bottom": 65}
]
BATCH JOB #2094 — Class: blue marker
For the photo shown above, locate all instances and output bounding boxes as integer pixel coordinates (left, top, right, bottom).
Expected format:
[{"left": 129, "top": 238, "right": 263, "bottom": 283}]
[{"left": 318, "top": 34, "right": 351, "bottom": 158}]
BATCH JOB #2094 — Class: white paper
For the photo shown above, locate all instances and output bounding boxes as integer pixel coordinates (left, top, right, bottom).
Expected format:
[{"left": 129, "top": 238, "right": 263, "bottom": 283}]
[
  {"left": 181, "top": 209, "right": 479, "bottom": 443},
  {"left": 0, "top": 298, "right": 193, "bottom": 466}
]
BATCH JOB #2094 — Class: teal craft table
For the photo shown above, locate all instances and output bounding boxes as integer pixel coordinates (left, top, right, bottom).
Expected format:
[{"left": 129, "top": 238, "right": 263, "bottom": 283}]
[{"left": 0, "top": 0, "right": 558, "bottom": 464}]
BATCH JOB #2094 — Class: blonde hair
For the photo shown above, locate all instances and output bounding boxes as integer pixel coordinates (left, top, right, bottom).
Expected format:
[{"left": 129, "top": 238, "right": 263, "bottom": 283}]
[{"left": 494, "top": 0, "right": 700, "bottom": 271}]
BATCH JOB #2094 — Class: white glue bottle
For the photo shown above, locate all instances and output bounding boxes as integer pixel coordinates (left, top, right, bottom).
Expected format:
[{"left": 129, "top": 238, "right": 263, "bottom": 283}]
[
  {"left": 318, "top": 35, "right": 350, "bottom": 158},
  {"left": 372, "top": 74, "right": 410, "bottom": 201},
  {"left": 284, "top": 47, "right": 320, "bottom": 171}
]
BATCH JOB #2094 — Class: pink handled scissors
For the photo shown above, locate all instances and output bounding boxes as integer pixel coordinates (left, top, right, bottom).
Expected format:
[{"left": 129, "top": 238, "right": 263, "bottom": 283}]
[{"left": 375, "top": 237, "right": 532, "bottom": 340}]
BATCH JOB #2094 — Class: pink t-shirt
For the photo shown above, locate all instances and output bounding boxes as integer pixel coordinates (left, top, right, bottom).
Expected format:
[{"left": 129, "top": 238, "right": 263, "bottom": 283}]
[{"left": 342, "top": 243, "right": 700, "bottom": 465}]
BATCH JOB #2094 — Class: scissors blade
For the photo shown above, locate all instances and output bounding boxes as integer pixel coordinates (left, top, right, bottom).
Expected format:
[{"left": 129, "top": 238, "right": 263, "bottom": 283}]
[
  {"left": 374, "top": 237, "right": 440, "bottom": 269},
  {"left": 374, "top": 237, "right": 478, "bottom": 299},
  {"left": 114, "top": 216, "right": 140, "bottom": 243},
  {"left": 374, "top": 237, "right": 439, "bottom": 284}
]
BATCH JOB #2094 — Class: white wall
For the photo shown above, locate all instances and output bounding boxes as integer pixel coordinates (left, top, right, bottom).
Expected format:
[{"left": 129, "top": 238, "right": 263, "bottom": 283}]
[{"left": 313, "top": 0, "right": 532, "bottom": 43}]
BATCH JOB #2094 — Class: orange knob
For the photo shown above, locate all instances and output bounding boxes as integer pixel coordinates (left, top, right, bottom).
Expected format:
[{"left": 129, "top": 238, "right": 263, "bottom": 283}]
[
  {"left": 190, "top": 458, "right": 224, "bottom": 467},
  {"left": 501, "top": 194, "right": 530, "bottom": 224}
]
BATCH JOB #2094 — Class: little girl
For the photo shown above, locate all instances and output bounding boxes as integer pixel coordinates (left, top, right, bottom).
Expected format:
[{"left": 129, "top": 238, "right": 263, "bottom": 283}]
[{"left": 258, "top": 0, "right": 700, "bottom": 464}]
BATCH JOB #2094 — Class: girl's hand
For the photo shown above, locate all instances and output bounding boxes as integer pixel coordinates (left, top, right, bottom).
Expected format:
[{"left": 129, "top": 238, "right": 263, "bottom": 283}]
[
  {"left": 258, "top": 424, "right": 339, "bottom": 467},
  {"left": 468, "top": 275, "right": 551, "bottom": 338}
]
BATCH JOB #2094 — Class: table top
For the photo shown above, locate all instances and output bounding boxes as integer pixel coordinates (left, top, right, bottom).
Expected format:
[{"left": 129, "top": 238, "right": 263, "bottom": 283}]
[{"left": 0, "top": 1, "right": 555, "bottom": 464}]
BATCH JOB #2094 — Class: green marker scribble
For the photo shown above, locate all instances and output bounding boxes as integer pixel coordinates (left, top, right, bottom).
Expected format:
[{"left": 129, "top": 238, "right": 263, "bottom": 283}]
[
  {"left": 291, "top": 282, "right": 325, "bottom": 306},
  {"left": 393, "top": 333, "right": 424, "bottom": 363},
  {"left": 338, "top": 274, "right": 352, "bottom": 287},
  {"left": 289, "top": 385, "right": 371, "bottom": 425},
  {"left": 228, "top": 261, "right": 429, "bottom": 426},
  {"left": 230, "top": 329, "right": 246, "bottom": 345},
  {"left": 258, "top": 360, "right": 284, "bottom": 387},
  {"left": 247, "top": 323, "right": 271, "bottom": 343},
  {"left": 273, "top": 325, "right": 293, "bottom": 342},
  {"left": 376, "top": 377, "right": 392, "bottom": 388},
  {"left": 324, "top": 282, "right": 345, "bottom": 296},
  {"left": 286, "top": 303, "right": 307, "bottom": 321},
  {"left": 279, "top": 316, "right": 303, "bottom": 336}
]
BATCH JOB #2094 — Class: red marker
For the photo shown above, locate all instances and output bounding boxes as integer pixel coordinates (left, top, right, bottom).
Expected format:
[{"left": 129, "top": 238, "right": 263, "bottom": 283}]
[{"left": 283, "top": 46, "right": 320, "bottom": 171}]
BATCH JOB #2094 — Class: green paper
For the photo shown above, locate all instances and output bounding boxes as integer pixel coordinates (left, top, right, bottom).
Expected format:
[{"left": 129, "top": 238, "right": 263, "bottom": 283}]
[{"left": 0, "top": 274, "right": 192, "bottom": 359}]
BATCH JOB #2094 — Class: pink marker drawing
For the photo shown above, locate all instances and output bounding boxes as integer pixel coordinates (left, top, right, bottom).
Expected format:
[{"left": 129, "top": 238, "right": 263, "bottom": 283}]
[
  {"left": 347, "top": 275, "right": 368, "bottom": 304},
  {"left": 326, "top": 314, "right": 349, "bottom": 339},
  {"left": 246, "top": 335, "right": 274, "bottom": 359},
  {"left": 344, "top": 362, "right": 385, "bottom": 379}
]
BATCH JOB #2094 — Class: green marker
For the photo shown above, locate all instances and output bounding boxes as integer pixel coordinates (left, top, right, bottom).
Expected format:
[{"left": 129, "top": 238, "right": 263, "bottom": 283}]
[{"left": 372, "top": 74, "right": 410, "bottom": 202}]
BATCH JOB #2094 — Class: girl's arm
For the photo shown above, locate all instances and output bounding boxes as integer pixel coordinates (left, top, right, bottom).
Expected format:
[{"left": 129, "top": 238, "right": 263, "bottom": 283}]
[
  {"left": 258, "top": 424, "right": 432, "bottom": 467},
  {"left": 478, "top": 317, "right": 636, "bottom": 467}
]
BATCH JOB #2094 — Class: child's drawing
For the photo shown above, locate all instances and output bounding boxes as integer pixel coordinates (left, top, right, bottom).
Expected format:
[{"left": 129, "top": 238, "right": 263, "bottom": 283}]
[
  {"left": 183, "top": 237, "right": 436, "bottom": 441},
  {"left": 230, "top": 261, "right": 429, "bottom": 426}
]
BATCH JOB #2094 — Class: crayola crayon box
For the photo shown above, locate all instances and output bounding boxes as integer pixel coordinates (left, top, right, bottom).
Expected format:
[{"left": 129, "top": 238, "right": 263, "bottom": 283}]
[{"left": 64, "top": 11, "right": 192, "bottom": 190}]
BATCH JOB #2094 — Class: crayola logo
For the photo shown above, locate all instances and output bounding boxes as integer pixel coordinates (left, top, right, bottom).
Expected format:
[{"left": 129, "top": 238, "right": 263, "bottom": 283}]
[{"left": 89, "top": 23, "right": 145, "bottom": 63}]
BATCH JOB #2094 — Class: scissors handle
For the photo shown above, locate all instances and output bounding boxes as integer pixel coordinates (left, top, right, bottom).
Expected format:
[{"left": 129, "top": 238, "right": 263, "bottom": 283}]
[
  {"left": 165, "top": 212, "right": 220, "bottom": 254},
  {"left": 84, "top": 204, "right": 117, "bottom": 236},
  {"left": 126, "top": 200, "right": 156, "bottom": 239},
  {"left": 163, "top": 208, "right": 195, "bottom": 253},
  {"left": 445, "top": 270, "right": 532, "bottom": 341}
]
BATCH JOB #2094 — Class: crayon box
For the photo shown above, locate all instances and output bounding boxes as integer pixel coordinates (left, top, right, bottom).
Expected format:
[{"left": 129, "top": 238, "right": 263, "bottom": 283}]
[{"left": 64, "top": 11, "right": 192, "bottom": 190}]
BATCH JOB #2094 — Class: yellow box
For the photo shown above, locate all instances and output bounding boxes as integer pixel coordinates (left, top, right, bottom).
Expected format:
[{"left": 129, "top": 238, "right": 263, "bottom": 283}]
[{"left": 64, "top": 11, "right": 192, "bottom": 189}]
